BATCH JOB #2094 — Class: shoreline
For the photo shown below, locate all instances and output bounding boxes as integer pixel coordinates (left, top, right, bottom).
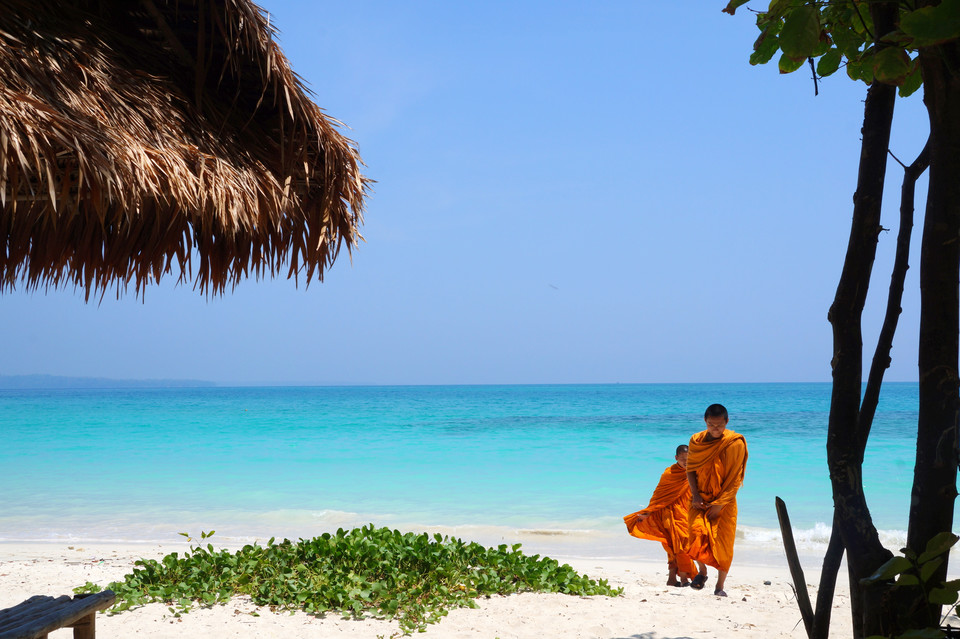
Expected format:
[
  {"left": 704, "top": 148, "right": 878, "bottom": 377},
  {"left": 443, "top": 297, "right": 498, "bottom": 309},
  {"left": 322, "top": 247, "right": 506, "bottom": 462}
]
[{"left": 0, "top": 518, "right": 903, "bottom": 567}]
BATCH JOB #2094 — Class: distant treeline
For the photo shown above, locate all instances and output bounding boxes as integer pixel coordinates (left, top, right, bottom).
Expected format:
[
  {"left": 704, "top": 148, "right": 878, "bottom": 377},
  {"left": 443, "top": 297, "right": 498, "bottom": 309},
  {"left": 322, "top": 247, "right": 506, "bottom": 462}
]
[{"left": 0, "top": 374, "right": 216, "bottom": 389}]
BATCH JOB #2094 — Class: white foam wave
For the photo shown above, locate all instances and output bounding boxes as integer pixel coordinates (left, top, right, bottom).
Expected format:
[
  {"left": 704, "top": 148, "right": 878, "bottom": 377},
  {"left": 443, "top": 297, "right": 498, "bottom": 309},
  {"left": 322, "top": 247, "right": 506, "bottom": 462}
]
[
  {"left": 4, "top": 510, "right": 952, "bottom": 567},
  {"left": 739, "top": 523, "right": 909, "bottom": 549}
]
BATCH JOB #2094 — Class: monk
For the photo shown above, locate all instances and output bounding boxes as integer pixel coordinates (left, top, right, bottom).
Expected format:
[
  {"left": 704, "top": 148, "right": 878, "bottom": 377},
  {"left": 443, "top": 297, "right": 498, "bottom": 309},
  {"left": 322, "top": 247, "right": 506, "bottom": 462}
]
[
  {"left": 686, "top": 403, "right": 748, "bottom": 597},
  {"left": 623, "top": 444, "right": 701, "bottom": 586}
]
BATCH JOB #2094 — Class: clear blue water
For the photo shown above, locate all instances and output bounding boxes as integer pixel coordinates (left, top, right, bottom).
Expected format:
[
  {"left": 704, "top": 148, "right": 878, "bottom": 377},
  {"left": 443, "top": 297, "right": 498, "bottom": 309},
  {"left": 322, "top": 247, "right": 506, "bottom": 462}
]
[{"left": 0, "top": 382, "right": 936, "bottom": 555}]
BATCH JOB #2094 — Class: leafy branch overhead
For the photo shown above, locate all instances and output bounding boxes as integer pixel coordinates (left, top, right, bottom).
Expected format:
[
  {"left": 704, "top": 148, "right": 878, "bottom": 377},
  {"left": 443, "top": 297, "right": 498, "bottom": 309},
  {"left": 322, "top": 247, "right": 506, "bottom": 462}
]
[{"left": 723, "top": 0, "right": 960, "bottom": 96}]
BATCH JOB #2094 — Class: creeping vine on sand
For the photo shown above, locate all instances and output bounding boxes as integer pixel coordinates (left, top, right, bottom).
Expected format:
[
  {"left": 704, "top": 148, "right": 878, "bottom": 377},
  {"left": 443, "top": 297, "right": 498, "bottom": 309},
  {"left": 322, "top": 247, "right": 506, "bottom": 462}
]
[{"left": 76, "top": 525, "right": 622, "bottom": 634}]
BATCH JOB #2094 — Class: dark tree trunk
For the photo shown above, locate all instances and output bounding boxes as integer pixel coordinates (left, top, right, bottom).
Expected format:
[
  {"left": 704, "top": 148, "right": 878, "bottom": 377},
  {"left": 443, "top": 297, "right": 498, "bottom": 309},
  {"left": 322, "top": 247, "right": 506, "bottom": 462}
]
[
  {"left": 906, "top": 36, "right": 960, "bottom": 627},
  {"left": 825, "top": 6, "right": 900, "bottom": 638},
  {"left": 814, "top": 140, "right": 927, "bottom": 639},
  {"left": 826, "top": 74, "right": 897, "bottom": 638},
  {"left": 858, "top": 141, "right": 928, "bottom": 452},
  {"left": 812, "top": 515, "right": 844, "bottom": 639}
]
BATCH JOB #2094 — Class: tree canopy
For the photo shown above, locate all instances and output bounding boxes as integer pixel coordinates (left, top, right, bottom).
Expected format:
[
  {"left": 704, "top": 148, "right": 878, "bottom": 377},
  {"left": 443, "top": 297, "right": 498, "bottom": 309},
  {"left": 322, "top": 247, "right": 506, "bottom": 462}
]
[{"left": 725, "top": 0, "right": 960, "bottom": 95}]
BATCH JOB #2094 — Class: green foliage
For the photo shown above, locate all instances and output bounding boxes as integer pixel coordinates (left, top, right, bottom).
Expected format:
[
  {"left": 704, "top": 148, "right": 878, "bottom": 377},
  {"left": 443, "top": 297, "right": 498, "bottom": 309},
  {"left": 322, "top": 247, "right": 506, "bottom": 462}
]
[
  {"left": 779, "top": 5, "right": 821, "bottom": 60},
  {"left": 860, "top": 532, "right": 960, "bottom": 639},
  {"left": 723, "top": 0, "right": 960, "bottom": 97},
  {"left": 73, "top": 526, "right": 622, "bottom": 635},
  {"left": 900, "top": 0, "right": 960, "bottom": 48},
  {"left": 872, "top": 47, "right": 912, "bottom": 85}
]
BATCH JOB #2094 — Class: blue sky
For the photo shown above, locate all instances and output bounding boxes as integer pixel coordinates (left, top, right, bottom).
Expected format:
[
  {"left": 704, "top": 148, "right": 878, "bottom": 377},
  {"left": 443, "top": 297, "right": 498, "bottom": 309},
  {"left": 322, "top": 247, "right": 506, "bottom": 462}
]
[{"left": 0, "top": 2, "right": 932, "bottom": 386}]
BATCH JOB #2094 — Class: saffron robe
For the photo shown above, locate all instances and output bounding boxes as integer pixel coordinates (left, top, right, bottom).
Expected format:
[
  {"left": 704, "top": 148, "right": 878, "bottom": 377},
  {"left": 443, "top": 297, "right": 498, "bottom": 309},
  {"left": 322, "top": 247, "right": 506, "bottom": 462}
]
[
  {"left": 685, "top": 429, "right": 748, "bottom": 573},
  {"left": 623, "top": 463, "right": 695, "bottom": 575}
]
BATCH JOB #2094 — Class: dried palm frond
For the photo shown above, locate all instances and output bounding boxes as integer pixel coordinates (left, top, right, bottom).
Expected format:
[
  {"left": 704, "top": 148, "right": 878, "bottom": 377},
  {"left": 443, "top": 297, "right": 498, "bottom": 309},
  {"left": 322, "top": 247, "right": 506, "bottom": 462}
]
[{"left": 0, "top": 0, "right": 368, "bottom": 299}]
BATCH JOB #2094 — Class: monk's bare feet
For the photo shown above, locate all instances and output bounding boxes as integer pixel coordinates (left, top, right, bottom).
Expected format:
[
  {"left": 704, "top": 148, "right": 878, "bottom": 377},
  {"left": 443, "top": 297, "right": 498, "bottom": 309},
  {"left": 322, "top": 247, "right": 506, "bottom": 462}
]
[{"left": 667, "top": 565, "right": 678, "bottom": 586}]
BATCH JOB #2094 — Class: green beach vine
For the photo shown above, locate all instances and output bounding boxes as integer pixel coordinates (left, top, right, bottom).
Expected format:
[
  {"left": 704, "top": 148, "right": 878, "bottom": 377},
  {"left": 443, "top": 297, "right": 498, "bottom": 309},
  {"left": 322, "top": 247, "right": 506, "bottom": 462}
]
[{"left": 75, "top": 526, "right": 622, "bottom": 635}]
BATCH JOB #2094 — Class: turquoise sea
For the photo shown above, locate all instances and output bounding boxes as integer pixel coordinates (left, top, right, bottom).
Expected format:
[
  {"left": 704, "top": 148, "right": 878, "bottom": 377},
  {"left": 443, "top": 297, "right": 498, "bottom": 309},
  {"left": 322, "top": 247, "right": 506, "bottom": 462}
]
[{"left": 0, "top": 382, "right": 936, "bottom": 559}]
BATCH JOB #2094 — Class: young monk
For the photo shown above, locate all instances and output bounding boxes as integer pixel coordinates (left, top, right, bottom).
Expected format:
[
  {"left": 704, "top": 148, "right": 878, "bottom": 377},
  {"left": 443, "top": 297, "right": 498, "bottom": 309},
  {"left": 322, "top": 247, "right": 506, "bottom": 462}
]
[
  {"left": 686, "top": 403, "right": 748, "bottom": 597},
  {"left": 623, "top": 444, "right": 702, "bottom": 586}
]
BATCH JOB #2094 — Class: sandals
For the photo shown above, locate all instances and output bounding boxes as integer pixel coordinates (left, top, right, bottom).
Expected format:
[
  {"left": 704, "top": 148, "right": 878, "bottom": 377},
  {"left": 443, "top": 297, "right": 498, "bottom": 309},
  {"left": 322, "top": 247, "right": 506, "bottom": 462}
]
[{"left": 688, "top": 573, "right": 726, "bottom": 596}]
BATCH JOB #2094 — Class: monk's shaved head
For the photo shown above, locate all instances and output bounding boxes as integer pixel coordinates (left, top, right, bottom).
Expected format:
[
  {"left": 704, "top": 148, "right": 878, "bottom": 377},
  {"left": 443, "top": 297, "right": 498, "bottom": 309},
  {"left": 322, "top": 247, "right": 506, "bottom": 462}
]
[
  {"left": 676, "top": 444, "right": 689, "bottom": 456},
  {"left": 704, "top": 404, "right": 728, "bottom": 420}
]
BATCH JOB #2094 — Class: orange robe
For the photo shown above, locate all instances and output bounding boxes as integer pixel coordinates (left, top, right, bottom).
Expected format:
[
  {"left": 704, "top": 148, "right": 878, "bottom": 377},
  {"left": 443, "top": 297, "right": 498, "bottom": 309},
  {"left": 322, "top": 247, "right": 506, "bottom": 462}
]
[
  {"left": 685, "top": 429, "right": 748, "bottom": 573},
  {"left": 623, "top": 463, "right": 695, "bottom": 575}
]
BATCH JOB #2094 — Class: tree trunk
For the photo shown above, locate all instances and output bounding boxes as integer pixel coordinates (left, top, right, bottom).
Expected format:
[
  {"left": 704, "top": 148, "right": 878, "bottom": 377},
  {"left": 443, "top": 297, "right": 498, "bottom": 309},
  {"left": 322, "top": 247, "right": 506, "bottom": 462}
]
[
  {"left": 906, "top": 36, "right": 960, "bottom": 627},
  {"left": 858, "top": 142, "right": 928, "bottom": 453},
  {"left": 812, "top": 515, "right": 845, "bottom": 639},
  {"left": 825, "top": 6, "right": 900, "bottom": 637},
  {"left": 826, "top": 74, "right": 897, "bottom": 637}
]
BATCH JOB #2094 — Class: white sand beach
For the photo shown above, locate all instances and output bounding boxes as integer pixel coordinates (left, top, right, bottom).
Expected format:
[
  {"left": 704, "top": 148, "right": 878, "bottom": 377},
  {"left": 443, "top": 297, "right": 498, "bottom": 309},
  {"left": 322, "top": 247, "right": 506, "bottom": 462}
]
[{"left": 0, "top": 539, "right": 875, "bottom": 639}]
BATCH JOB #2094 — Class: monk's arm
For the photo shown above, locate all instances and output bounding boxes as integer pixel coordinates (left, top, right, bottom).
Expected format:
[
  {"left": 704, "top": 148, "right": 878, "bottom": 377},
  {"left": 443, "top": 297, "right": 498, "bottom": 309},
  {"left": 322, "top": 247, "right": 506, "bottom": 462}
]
[
  {"left": 687, "top": 471, "right": 707, "bottom": 510},
  {"left": 711, "top": 441, "right": 747, "bottom": 507}
]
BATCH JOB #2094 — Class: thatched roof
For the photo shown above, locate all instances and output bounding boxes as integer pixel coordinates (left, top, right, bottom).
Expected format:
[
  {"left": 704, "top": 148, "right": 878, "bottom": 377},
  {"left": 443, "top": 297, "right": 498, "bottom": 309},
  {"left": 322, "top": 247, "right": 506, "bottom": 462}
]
[{"left": 0, "top": 0, "right": 368, "bottom": 298}]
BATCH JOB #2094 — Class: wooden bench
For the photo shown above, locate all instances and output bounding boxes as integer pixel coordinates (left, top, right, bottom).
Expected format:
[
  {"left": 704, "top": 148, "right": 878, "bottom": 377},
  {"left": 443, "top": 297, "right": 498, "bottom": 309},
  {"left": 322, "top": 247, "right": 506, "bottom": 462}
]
[{"left": 0, "top": 591, "right": 115, "bottom": 639}]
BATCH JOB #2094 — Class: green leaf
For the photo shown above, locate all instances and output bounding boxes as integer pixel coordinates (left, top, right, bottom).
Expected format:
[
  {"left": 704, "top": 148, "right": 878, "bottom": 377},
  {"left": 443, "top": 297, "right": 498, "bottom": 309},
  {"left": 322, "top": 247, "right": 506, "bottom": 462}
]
[
  {"left": 918, "top": 532, "right": 959, "bottom": 564},
  {"left": 780, "top": 6, "right": 821, "bottom": 59},
  {"left": 897, "top": 574, "right": 920, "bottom": 586},
  {"left": 900, "top": 0, "right": 960, "bottom": 47},
  {"left": 846, "top": 58, "right": 861, "bottom": 81},
  {"left": 899, "top": 59, "right": 923, "bottom": 97},
  {"left": 846, "top": 56, "right": 874, "bottom": 84},
  {"left": 817, "top": 48, "right": 842, "bottom": 77},
  {"left": 830, "top": 26, "right": 864, "bottom": 61},
  {"left": 778, "top": 53, "right": 806, "bottom": 74},
  {"left": 751, "top": 30, "right": 781, "bottom": 66},
  {"left": 812, "top": 37, "right": 831, "bottom": 58},
  {"left": 861, "top": 556, "right": 913, "bottom": 584},
  {"left": 930, "top": 585, "right": 960, "bottom": 606},
  {"left": 851, "top": 6, "right": 874, "bottom": 38},
  {"left": 766, "top": 0, "right": 792, "bottom": 22},
  {"left": 722, "top": 0, "right": 750, "bottom": 15},
  {"left": 920, "top": 557, "right": 944, "bottom": 583},
  {"left": 873, "top": 47, "right": 912, "bottom": 85}
]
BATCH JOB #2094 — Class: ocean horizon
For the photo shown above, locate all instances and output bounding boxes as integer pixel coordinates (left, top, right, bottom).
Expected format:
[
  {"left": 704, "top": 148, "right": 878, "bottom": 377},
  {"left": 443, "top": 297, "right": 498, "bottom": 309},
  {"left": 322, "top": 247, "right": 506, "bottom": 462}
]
[{"left": 0, "top": 382, "right": 940, "bottom": 560}]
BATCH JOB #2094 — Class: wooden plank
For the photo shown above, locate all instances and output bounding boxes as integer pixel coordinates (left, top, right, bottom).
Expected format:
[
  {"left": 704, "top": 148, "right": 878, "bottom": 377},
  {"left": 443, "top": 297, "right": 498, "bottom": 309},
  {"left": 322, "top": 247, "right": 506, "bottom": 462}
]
[
  {"left": 0, "top": 597, "right": 54, "bottom": 624},
  {"left": 776, "top": 496, "right": 815, "bottom": 639},
  {"left": 0, "top": 591, "right": 115, "bottom": 639},
  {"left": 0, "top": 597, "right": 69, "bottom": 631},
  {"left": 70, "top": 612, "right": 94, "bottom": 639}
]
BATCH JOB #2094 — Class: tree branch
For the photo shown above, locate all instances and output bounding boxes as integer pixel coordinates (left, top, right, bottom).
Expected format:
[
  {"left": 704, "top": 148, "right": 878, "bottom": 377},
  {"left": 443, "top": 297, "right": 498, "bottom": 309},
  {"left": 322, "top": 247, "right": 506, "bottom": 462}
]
[{"left": 858, "top": 140, "right": 930, "bottom": 454}]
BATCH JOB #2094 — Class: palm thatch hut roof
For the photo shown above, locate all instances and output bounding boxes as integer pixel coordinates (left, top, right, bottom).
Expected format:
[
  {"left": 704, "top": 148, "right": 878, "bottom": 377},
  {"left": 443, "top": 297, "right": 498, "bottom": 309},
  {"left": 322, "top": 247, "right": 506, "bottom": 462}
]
[{"left": 1, "top": 0, "right": 368, "bottom": 299}]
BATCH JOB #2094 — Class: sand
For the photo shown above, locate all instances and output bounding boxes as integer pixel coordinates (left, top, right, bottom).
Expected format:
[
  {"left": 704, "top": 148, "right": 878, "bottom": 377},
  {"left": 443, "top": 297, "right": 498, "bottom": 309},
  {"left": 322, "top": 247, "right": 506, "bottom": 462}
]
[{"left": 0, "top": 539, "right": 883, "bottom": 639}]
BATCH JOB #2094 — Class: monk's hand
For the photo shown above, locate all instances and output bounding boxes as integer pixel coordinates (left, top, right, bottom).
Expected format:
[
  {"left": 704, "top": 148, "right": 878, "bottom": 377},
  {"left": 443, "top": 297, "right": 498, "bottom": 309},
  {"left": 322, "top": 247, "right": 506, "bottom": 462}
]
[
  {"left": 706, "top": 504, "right": 724, "bottom": 523},
  {"left": 691, "top": 494, "right": 708, "bottom": 510}
]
